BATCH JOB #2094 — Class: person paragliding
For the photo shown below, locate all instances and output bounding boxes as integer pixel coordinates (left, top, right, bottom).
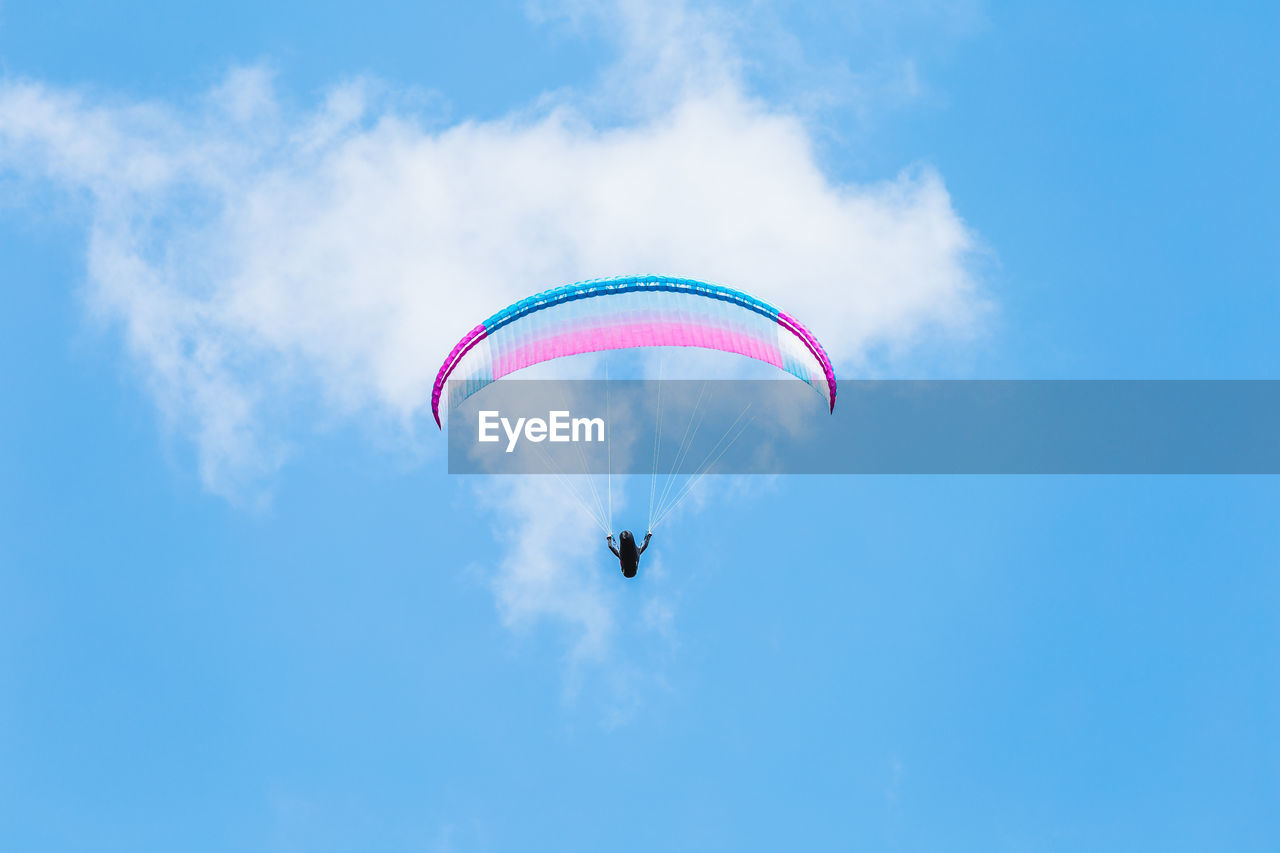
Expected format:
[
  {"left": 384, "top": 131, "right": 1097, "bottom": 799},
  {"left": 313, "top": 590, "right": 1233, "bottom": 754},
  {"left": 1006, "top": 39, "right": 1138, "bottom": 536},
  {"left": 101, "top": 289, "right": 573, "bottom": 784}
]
[
  {"left": 432, "top": 275, "right": 836, "bottom": 580},
  {"left": 607, "top": 530, "right": 652, "bottom": 579}
]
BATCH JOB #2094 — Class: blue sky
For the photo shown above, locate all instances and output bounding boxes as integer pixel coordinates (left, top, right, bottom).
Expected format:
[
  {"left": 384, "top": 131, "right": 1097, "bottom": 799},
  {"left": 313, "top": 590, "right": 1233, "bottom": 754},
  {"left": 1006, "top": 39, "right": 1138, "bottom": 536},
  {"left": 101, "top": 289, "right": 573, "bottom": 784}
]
[{"left": 2, "top": 2, "right": 1277, "bottom": 850}]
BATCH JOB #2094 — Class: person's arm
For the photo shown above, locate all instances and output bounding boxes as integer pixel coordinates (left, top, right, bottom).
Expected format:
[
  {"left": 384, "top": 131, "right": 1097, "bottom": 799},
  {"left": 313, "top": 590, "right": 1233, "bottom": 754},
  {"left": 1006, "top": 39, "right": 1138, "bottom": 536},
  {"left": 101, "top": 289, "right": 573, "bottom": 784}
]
[
  {"left": 607, "top": 535, "right": 620, "bottom": 558},
  {"left": 637, "top": 531, "right": 652, "bottom": 556}
]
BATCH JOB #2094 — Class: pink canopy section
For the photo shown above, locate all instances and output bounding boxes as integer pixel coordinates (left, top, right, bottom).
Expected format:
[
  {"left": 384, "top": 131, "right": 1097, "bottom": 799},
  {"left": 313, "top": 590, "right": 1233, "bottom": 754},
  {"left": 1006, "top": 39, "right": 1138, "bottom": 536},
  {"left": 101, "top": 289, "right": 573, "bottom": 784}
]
[{"left": 431, "top": 275, "right": 837, "bottom": 426}]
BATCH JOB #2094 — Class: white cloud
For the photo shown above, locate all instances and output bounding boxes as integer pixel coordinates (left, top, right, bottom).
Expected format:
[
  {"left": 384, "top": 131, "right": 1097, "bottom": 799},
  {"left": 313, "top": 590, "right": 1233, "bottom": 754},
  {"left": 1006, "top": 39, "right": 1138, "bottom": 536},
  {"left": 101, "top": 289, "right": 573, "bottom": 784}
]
[{"left": 0, "top": 0, "right": 985, "bottom": 676}]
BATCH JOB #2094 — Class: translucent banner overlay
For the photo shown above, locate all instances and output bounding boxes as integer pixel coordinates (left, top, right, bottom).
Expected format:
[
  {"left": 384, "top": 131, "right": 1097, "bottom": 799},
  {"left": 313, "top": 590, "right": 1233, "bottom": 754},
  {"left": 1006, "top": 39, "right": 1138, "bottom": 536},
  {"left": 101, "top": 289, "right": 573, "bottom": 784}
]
[{"left": 446, "top": 380, "right": 1280, "bottom": 475}]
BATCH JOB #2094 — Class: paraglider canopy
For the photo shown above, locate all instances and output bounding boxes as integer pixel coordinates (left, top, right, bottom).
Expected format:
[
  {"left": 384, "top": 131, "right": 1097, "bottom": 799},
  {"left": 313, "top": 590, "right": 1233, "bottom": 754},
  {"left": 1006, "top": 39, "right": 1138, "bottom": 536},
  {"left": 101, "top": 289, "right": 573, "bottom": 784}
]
[{"left": 431, "top": 275, "right": 837, "bottom": 427}]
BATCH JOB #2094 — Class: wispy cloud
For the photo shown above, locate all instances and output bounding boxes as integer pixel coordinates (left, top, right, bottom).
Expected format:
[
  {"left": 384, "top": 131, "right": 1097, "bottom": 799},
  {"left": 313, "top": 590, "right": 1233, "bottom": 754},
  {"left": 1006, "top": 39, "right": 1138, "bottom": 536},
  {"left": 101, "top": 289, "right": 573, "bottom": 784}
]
[{"left": 0, "top": 0, "right": 985, "bottom": 679}]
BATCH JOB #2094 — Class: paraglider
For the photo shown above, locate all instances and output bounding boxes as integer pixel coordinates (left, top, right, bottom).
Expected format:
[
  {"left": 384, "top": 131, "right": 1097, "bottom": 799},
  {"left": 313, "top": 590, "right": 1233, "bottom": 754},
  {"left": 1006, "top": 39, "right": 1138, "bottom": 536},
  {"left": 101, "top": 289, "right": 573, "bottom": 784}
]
[
  {"left": 607, "top": 530, "right": 652, "bottom": 579},
  {"left": 433, "top": 275, "right": 837, "bottom": 577}
]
